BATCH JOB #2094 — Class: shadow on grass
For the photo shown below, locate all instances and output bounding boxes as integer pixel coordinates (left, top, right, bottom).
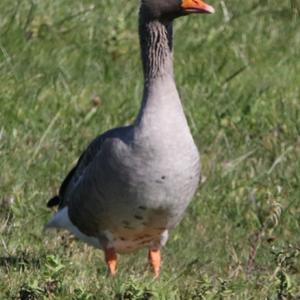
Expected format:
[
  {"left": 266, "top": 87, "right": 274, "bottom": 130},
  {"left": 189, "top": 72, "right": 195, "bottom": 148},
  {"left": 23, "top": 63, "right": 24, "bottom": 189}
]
[{"left": 0, "top": 255, "right": 41, "bottom": 270}]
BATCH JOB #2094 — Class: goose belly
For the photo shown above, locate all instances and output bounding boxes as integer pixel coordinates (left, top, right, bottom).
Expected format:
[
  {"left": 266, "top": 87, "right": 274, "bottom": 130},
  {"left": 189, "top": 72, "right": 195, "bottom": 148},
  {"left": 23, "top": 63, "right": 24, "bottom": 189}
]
[
  {"left": 67, "top": 137, "right": 200, "bottom": 250},
  {"left": 103, "top": 146, "right": 200, "bottom": 231}
]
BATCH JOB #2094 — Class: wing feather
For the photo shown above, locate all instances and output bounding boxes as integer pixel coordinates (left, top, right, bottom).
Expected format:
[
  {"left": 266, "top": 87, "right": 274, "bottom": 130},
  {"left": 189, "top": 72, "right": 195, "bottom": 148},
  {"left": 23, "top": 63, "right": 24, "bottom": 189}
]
[{"left": 47, "top": 126, "right": 131, "bottom": 209}]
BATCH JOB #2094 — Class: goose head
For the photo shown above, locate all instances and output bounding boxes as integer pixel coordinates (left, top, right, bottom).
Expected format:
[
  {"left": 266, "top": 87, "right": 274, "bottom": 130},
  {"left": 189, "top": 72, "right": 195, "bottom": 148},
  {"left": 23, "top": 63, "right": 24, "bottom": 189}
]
[{"left": 140, "top": 0, "right": 215, "bottom": 21}]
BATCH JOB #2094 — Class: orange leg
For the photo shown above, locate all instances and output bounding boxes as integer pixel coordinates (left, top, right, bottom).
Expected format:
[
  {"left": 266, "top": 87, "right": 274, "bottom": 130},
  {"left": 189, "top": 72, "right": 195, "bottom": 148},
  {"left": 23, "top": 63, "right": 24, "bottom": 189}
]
[
  {"left": 105, "top": 248, "right": 117, "bottom": 276},
  {"left": 148, "top": 248, "right": 161, "bottom": 278}
]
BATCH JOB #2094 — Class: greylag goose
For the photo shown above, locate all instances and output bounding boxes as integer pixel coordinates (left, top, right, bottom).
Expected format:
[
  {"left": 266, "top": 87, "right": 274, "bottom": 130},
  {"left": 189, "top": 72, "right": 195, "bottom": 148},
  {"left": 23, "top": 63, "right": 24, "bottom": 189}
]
[{"left": 46, "top": 0, "right": 215, "bottom": 277}]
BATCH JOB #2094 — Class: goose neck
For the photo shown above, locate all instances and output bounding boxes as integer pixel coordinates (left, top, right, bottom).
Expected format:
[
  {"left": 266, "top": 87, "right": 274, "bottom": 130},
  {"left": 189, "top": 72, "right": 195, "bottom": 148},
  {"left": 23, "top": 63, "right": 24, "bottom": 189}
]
[{"left": 139, "top": 16, "right": 174, "bottom": 82}]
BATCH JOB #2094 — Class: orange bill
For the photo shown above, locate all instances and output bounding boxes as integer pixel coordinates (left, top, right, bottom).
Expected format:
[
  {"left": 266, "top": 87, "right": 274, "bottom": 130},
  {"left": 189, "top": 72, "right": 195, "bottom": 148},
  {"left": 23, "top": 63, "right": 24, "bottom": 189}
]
[{"left": 181, "top": 0, "right": 215, "bottom": 14}]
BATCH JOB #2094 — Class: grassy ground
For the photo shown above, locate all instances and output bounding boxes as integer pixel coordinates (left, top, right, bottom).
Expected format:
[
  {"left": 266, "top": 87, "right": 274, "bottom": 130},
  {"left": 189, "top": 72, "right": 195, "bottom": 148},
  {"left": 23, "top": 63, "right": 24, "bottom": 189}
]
[{"left": 1, "top": 0, "right": 300, "bottom": 298}]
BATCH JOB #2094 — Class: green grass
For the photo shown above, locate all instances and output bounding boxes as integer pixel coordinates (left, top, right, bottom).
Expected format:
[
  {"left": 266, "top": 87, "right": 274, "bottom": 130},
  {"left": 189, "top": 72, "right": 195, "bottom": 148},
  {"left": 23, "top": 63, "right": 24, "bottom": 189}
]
[{"left": 1, "top": 0, "right": 300, "bottom": 298}]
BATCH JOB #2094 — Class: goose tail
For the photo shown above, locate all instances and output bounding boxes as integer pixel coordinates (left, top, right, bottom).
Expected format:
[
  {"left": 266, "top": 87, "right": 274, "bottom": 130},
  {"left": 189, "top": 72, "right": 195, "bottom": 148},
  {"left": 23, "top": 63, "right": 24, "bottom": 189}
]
[
  {"left": 47, "top": 195, "right": 60, "bottom": 208},
  {"left": 44, "top": 206, "right": 70, "bottom": 230}
]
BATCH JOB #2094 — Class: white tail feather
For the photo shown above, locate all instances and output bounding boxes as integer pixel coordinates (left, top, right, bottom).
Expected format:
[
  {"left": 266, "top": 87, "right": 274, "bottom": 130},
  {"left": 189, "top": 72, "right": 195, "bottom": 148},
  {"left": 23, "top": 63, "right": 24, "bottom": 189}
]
[{"left": 45, "top": 207, "right": 101, "bottom": 248}]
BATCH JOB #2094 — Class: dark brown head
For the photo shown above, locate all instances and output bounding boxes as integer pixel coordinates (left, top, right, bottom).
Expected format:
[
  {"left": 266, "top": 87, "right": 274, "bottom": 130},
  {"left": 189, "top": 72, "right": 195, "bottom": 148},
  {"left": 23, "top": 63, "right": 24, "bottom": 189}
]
[{"left": 140, "top": 0, "right": 215, "bottom": 22}]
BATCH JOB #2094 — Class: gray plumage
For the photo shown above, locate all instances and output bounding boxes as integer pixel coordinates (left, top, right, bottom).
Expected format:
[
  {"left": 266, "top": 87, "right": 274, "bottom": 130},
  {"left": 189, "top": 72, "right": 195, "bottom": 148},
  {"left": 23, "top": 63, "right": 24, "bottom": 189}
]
[{"left": 46, "top": 0, "right": 207, "bottom": 255}]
